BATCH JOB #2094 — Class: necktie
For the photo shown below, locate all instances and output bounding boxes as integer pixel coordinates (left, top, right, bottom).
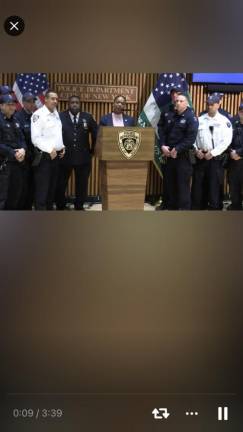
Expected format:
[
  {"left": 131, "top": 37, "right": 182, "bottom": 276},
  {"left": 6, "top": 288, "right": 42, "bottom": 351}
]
[{"left": 209, "top": 125, "right": 214, "bottom": 149}]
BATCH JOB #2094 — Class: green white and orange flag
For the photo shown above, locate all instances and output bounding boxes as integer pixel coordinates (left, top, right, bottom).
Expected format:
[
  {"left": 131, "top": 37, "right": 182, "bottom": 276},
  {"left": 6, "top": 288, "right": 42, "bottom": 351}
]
[{"left": 137, "top": 73, "right": 192, "bottom": 176}]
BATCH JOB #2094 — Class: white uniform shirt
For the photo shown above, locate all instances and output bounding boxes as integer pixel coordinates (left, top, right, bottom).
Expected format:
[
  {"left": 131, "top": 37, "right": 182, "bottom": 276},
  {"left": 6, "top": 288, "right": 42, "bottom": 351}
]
[
  {"left": 31, "top": 105, "right": 64, "bottom": 153},
  {"left": 194, "top": 112, "right": 232, "bottom": 157}
]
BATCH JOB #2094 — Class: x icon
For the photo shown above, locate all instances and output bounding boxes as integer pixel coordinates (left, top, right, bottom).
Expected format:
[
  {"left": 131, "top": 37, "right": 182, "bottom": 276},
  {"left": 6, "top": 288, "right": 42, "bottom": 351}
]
[
  {"left": 10, "top": 21, "right": 19, "bottom": 31},
  {"left": 4, "top": 15, "right": 25, "bottom": 36}
]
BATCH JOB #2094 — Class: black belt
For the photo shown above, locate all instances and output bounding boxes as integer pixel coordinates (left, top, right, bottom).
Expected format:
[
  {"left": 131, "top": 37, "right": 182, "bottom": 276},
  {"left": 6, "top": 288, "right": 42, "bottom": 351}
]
[
  {"left": 42, "top": 150, "right": 62, "bottom": 155},
  {"left": 41, "top": 150, "right": 63, "bottom": 160}
]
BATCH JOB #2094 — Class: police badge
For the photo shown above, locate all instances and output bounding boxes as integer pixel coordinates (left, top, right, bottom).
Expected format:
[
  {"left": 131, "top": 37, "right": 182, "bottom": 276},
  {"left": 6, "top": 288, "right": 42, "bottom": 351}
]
[
  {"left": 118, "top": 130, "right": 141, "bottom": 159},
  {"left": 32, "top": 114, "right": 39, "bottom": 123},
  {"left": 82, "top": 119, "right": 88, "bottom": 129}
]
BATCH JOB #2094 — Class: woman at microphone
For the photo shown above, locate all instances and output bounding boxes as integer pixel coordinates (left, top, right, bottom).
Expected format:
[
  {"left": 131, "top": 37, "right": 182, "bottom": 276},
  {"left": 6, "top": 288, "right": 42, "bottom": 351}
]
[{"left": 99, "top": 95, "right": 135, "bottom": 127}]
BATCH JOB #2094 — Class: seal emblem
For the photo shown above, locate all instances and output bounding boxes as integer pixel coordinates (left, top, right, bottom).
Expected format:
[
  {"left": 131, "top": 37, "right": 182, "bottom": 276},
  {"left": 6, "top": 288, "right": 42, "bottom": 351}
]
[{"left": 118, "top": 129, "right": 141, "bottom": 159}]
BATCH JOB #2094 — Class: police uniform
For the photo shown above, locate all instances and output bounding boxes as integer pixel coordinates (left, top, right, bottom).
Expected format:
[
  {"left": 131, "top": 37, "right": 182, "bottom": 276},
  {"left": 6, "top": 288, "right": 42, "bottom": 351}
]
[
  {"left": 199, "top": 94, "right": 233, "bottom": 210},
  {"left": 0, "top": 99, "right": 27, "bottom": 210},
  {"left": 199, "top": 93, "right": 233, "bottom": 121},
  {"left": 31, "top": 104, "right": 65, "bottom": 210},
  {"left": 228, "top": 109, "right": 243, "bottom": 209},
  {"left": 161, "top": 107, "right": 198, "bottom": 209},
  {"left": 157, "top": 103, "right": 176, "bottom": 209},
  {"left": 0, "top": 85, "right": 12, "bottom": 96},
  {"left": 16, "top": 108, "right": 33, "bottom": 151},
  {"left": 200, "top": 107, "right": 233, "bottom": 121},
  {"left": 15, "top": 94, "right": 36, "bottom": 209},
  {"left": 192, "top": 108, "right": 232, "bottom": 210},
  {"left": 56, "top": 110, "right": 97, "bottom": 210}
]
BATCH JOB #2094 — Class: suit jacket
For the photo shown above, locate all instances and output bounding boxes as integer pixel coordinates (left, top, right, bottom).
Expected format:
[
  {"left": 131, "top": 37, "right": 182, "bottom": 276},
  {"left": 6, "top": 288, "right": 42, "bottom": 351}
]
[
  {"left": 99, "top": 113, "right": 136, "bottom": 127},
  {"left": 60, "top": 111, "right": 97, "bottom": 165}
]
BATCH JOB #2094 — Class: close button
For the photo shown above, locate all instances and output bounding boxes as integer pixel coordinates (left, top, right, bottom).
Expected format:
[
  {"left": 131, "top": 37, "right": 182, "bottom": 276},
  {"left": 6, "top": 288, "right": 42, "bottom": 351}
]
[{"left": 4, "top": 16, "right": 25, "bottom": 36}]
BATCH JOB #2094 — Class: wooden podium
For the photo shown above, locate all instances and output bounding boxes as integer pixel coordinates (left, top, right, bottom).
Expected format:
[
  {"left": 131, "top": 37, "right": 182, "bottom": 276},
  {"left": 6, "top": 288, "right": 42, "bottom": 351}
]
[{"left": 96, "top": 127, "right": 155, "bottom": 210}]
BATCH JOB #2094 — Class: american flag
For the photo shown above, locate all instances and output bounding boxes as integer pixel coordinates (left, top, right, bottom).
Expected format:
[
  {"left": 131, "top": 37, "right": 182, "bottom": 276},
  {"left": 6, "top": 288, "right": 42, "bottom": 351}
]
[
  {"left": 153, "top": 73, "right": 190, "bottom": 110},
  {"left": 13, "top": 73, "right": 49, "bottom": 109},
  {"left": 138, "top": 73, "right": 190, "bottom": 129}
]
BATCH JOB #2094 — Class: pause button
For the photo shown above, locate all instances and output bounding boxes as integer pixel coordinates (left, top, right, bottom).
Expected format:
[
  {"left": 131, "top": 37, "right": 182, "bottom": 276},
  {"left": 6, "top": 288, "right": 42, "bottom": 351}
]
[{"left": 218, "top": 407, "right": 228, "bottom": 421}]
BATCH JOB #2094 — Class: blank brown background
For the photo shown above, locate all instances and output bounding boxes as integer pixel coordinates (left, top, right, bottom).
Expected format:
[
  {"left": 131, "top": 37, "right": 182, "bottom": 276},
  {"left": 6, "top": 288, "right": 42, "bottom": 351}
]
[
  {"left": 0, "top": 0, "right": 242, "bottom": 71},
  {"left": 0, "top": 213, "right": 242, "bottom": 432}
]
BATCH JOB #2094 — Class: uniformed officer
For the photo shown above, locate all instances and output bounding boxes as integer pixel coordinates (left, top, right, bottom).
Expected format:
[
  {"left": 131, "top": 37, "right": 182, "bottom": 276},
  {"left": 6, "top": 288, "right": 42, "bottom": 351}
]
[
  {"left": 55, "top": 95, "right": 97, "bottom": 210},
  {"left": 200, "top": 92, "right": 233, "bottom": 121},
  {"left": 15, "top": 92, "right": 37, "bottom": 209},
  {"left": 0, "top": 94, "right": 27, "bottom": 210},
  {"left": 160, "top": 93, "right": 198, "bottom": 210},
  {"left": 199, "top": 92, "right": 233, "bottom": 210},
  {"left": 31, "top": 91, "right": 65, "bottom": 210},
  {"left": 157, "top": 87, "right": 182, "bottom": 210},
  {"left": 228, "top": 102, "right": 243, "bottom": 210},
  {"left": 0, "top": 85, "right": 12, "bottom": 96},
  {"left": 192, "top": 94, "right": 233, "bottom": 210}
]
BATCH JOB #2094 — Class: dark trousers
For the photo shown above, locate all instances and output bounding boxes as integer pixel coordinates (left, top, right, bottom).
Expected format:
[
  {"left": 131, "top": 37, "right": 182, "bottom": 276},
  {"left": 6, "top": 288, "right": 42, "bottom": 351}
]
[
  {"left": 191, "top": 159, "right": 224, "bottom": 210},
  {"left": 34, "top": 154, "right": 60, "bottom": 210},
  {"left": 56, "top": 162, "right": 91, "bottom": 210},
  {"left": 18, "top": 161, "right": 35, "bottom": 210},
  {"left": 165, "top": 157, "right": 192, "bottom": 210},
  {"left": 160, "top": 161, "right": 169, "bottom": 209},
  {"left": 228, "top": 159, "right": 243, "bottom": 210},
  {"left": 0, "top": 162, "right": 24, "bottom": 210}
]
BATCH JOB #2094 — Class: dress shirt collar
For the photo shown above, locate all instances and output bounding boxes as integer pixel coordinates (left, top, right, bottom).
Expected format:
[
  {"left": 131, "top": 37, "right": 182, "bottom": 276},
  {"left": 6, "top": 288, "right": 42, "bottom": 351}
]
[
  {"left": 69, "top": 111, "right": 80, "bottom": 122},
  {"left": 42, "top": 104, "right": 59, "bottom": 118}
]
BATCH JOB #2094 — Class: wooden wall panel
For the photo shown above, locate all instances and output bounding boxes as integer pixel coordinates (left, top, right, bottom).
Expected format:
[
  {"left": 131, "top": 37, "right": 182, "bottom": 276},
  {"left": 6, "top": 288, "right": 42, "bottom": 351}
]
[{"left": 1, "top": 72, "right": 243, "bottom": 199}]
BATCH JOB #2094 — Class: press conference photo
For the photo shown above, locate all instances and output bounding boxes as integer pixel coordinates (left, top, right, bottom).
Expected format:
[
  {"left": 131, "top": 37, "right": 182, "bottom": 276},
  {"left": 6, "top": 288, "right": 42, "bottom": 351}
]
[{"left": 0, "top": 72, "right": 243, "bottom": 211}]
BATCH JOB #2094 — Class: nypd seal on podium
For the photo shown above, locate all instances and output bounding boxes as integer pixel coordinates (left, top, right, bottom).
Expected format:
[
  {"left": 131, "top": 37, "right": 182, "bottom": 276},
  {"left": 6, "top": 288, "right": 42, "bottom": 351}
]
[{"left": 118, "top": 129, "right": 141, "bottom": 159}]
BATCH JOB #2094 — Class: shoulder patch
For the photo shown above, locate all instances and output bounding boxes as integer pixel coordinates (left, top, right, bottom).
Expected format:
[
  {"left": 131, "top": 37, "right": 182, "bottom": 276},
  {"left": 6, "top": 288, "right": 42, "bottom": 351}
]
[
  {"left": 227, "top": 122, "right": 232, "bottom": 128},
  {"left": 32, "top": 114, "right": 39, "bottom": 123}
]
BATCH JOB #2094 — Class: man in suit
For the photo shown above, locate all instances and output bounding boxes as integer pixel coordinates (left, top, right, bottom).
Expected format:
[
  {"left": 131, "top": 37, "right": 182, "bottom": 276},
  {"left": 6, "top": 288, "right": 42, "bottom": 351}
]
[
  {"left": 99, "top": 95, "right": 135, "bottom": 126},
  {"left": 56, "top": 95, "right": 97, "bottom": 210},
  {"left": 228, "top": 102, "right": 243, "bottom": 210}
]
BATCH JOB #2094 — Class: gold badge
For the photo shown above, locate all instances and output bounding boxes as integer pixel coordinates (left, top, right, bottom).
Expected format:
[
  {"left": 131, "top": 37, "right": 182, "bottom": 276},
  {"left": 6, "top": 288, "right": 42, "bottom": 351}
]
[{"left": 118, "top": 130, "right": 141, "bottom": 159}]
